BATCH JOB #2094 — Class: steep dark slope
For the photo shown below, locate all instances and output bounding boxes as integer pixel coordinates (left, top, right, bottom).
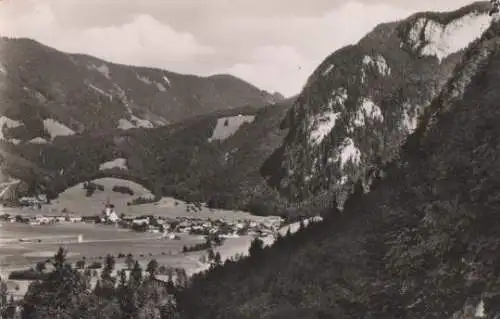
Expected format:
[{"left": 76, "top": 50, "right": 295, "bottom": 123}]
[
  {"left": 262, "top": 2, "right": 492, "bottom": 206},
  {"left": 5, "top": 100, "right": 292, "bottom": 214},
  {"left": 178, "top": 17, "right": 500, "bottom": 319},
  {"left": 0, "top": 37, "right": 282, "bottom": 142}
]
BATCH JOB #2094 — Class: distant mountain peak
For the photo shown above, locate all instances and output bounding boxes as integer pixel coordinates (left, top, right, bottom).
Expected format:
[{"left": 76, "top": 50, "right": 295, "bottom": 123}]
[{"left": 0, "top": 36, "right": 281, "bottom": 145}]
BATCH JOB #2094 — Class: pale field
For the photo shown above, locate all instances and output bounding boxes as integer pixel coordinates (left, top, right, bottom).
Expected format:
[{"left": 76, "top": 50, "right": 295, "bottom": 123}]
[
  {"left": 0, "top": 220, "right": 300, "bottom": 300},
  {"left": 0, "top": 221, "right": 207, "bottom": 268},
  {"left": 0, "top": 222, "right": 248, "bottom": 299},
  {"left": 0, "top": 226, "right": 257, "bottom": 299}
]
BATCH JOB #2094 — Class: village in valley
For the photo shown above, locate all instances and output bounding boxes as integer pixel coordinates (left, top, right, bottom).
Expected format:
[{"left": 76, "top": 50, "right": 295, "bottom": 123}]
[
  {"left": 2, "top": 192, "right": 284, "bottom": 242},
  {"left": 0, "top": 178, "right": 306, "bottom": 305},
  {"left": 0, "top": 189, "right": 289, "bottom": 304}
]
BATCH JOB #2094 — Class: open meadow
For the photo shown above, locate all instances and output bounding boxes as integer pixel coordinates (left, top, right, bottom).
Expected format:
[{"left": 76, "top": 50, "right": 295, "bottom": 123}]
[
  {"left": 14, "top": 177, "right": 281, "bottom": 224},
  {"left": 0, "top": 221, "right": 207, "bottom": 268}
]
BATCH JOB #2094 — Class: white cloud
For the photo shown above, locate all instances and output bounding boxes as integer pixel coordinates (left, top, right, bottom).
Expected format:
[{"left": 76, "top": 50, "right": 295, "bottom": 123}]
[
  {"left": 0, "top": 3, "right": 56, "bottom": 39},
  {"left": 0, "top": 0, "right": 466, "bottom": 96},
  {"left": 0, "top": 2, "right": 214, "bottom": 69},
  {"left": 226, "top": 45, "right": 314, "bottom": 96},
  {"left": 223, "top": 2, "right": 411, "bottom": 96},
  {"left": 71, "top": 15, "right": 215, "bottom": 65}
]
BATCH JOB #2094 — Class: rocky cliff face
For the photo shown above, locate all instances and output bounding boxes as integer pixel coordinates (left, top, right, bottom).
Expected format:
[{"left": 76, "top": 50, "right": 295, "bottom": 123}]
[
  {"left": 0, "top": 37, "right": 282, "bottom": 144},
  {"left": 262, "top": 2, "right": 492, "bottom": 207}
]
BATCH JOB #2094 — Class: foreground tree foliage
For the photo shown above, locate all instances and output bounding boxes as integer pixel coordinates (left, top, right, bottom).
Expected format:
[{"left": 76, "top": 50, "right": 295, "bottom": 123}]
[{"left": 20, "top": 248, "right": 178, "bottom": 319}]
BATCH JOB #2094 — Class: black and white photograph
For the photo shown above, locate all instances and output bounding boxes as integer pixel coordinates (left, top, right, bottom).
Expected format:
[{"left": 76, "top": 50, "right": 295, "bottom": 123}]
[{"left": 0, "top": 0, "right": 499, "bottom": 318}]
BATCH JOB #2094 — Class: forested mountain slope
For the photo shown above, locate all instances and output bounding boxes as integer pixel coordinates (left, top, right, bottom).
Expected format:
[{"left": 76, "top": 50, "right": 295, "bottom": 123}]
[
  {"left": 178, "top": 14, "right": 500, "bottom": 319},
  {"left": 3, "top": 100, "right": 293, "bottom": 215}
]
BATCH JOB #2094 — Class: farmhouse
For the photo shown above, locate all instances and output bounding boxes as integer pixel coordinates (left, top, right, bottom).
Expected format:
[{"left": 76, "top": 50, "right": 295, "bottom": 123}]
[
  {"left": 163, "top": 233, "right": 179, "bottom": 240},
  {"left": 236, "top": 222, "right": 246, "bottom": 229},
  {"left": 132, "top": 217, "right": 149, "bottom": 225},
  {"left": 82, "top": 216, "right": 101, "bottom": 223},
  {"left": 56, "top": 216, "right": 66, "bottom": 222},
  {"left": 18, "top": 194, "right": 48, "bottom": 206},
  {"left": 69, "top": 216, "right": 82, "bottom": 223},
  {"left": 34, "top": 215, "right": 51, "bottom": 224},
  {"left": 221, "top": 233, "right": 240, "bottom": 238}
]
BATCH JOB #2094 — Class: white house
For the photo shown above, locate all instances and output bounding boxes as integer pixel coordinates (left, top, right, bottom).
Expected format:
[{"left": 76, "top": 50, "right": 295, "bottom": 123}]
[
  {"left": 167, "top": 234, "right": 178, "bottom": 240},
  {"left": 236, "top": 222, "right": 245, "bottom": 229},
  {"left": 132, "top": 217, "right": 149, "bottom": 225},
  {"left": 18, "top": 197, "right": 39, "bottom": 206},
  {"left": 221, "top": 233, "right": 240, "bottom": 239},
  {"left": 35, "top": 215, "right": 51, "bottom": 224},
  {"left": 18, "top": 194, "right": 47, "bottom": 206},
  {"left": 70, "top": 216, "right": 82, "bottom": 223},
  {"left": 37, "top": 194, "right": 48, "bottom": 203}
]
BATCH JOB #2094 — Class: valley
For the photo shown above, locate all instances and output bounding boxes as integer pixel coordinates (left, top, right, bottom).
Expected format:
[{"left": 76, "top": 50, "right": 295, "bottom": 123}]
[
  {"left": 1, "top": 1, "right": 500, "bottom": 318},
  {"left": 0, "top": 177, "right": 291, "bottom": 301}
]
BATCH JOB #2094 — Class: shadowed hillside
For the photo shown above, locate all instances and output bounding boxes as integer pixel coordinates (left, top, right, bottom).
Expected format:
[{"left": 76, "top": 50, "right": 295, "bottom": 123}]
[{"left": 177, "top": 11, "right": 500, "bottom": 319}]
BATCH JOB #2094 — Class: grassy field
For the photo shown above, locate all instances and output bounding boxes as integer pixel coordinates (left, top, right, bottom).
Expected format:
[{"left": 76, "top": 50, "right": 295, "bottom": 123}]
[
  {"left": 13, "top": 178, "right": 281, "bottom": 225},
  {"left": 0, "top": 221, "right": 207, "bottom": 267},
  {"left": 0, "top": 220, "right": 204, "bottom": 299},
  {"left": 0, "top": 222, "right": 259, "bottom": 300}
]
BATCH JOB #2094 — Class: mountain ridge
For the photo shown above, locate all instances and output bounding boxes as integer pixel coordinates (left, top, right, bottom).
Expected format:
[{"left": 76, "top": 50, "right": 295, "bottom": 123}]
[
  {"left": 262, "top": 1, "right": 492, "bottom": 208},
  {"left": 0, "top": 36, "right": 283, "bottom": 143}
]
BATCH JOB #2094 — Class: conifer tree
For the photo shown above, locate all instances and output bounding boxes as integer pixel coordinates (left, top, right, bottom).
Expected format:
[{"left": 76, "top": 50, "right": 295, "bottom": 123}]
[
  {"left": 129, "top": 261, "right": 143, "bottom": 288},
  {"left": 146, "top": 259, "right": 159, "bottom": 279}
]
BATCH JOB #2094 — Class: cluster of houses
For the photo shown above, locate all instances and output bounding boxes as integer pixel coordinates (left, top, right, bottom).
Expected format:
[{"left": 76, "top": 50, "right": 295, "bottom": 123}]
[
  {"left": 0, "top": 213, "right": 82, "bottom": 225},
  {"left": 0, "top": 202, "right": 285, "bottom": 239},
  {"left": 165, "top": 216, "right": 283, "bottom": 238},
  {"left": 118, "top": 213, "right": 284, "bottom": 239},
  {"left": 17, "top": 194, "right": 48, "bottom": 208}
]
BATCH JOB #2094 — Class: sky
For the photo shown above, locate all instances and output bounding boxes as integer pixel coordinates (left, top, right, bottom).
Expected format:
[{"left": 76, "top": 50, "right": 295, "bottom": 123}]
[{"left": 0, "top": 0, "right": 473, "bottom": 97}]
